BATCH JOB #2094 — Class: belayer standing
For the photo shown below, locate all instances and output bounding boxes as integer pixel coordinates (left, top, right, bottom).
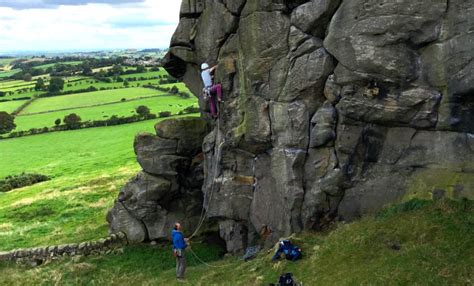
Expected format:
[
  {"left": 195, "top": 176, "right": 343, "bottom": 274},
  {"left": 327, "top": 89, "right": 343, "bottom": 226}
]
[
  {"left": 200, "top": 63, "right": 222, "bottom": 119},
  {"left": 172, "top": 222, "right": 188, "bottom": 282}
]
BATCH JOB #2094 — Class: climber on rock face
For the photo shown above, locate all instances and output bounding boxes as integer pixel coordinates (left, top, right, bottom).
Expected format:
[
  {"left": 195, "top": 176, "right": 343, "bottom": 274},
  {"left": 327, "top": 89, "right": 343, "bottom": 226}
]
[{"left": 200, "top": 63, "right": 222, "bottom": 119}]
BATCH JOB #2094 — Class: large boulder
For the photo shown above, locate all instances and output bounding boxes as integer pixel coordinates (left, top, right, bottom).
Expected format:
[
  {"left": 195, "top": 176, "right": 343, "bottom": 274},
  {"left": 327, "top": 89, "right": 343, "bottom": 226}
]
[
  {"left": 155, "top": 117, "right": 209, "bottom": 156},
  {"left": 108, "top": 118, "right": 208, "bottom": 242},
  {"left": 158, "top": 0, "right": 474, "bottom": 252}
]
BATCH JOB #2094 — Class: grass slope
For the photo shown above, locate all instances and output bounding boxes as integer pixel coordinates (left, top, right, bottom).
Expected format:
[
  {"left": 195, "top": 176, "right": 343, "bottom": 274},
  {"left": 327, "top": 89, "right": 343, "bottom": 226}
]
[
  {"left": 0, "top": 116, "right": 195, "bottom": 250},
  {"left": 0, "top": 200, "right": 471, "bottom": 285},
  {"left": 0, "top": 167, "right": 136, "bottom": 250},
  {"left": 0, "top": 118, "right": 157, "bottom": 178}
]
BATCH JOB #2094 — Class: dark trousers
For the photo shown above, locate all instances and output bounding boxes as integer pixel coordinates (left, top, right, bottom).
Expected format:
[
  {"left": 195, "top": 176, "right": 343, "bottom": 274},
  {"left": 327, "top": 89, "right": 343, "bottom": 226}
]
[
  {"left": 208, "top": 84, "right": 222, "bottom": 118},
  {"left": 176, "top": 252, "right": 186, "bottom": 279}
]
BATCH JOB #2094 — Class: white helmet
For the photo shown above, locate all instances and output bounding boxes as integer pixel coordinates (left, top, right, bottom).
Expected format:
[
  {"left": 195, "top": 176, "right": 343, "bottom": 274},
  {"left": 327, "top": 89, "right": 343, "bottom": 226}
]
[{"left": 201, "top": 63, "right": 209, "bottom": 70}]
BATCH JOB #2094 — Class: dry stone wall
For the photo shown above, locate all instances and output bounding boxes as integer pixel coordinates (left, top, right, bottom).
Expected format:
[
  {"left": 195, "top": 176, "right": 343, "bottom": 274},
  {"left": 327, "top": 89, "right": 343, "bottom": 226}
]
[
  {"left": 0, "top": 233, "right": 127, "bottom": 265},
  {"left": 163, "top": 0, "right": 474, "bottom": 253}
]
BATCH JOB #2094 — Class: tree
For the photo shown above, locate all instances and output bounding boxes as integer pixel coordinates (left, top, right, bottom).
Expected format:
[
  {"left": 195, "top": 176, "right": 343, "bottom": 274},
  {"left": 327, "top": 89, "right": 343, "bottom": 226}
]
[
  {"left": 136, "top": 65, "right": 146, "bottom": 73},
  {"left": 48, "top": 77, "right": 65, "bottom": 93},
  {"left": 159, "top": 111, "right": 172, "bottom": 118},
  {"left": 0, "top": 91, "right": 5, "bottom": 97},
  {"left": 136, "top": 105, "right": 150, "bottom": 118},
  {"left": 170, "top": 85, "right": 179, "bottom": 94},
  {"left": 111, "top": 64, "right": 124, "bottom": 76},
  {"left": 82, "top": 66, "right": 93, "bottom": 76},
  {"left": 34, "top": 78, "right": 46, "bottom": 91},
  {"left": 23, "top": 73, "right": 32, "bottom": 82},
  {"left": 54, "top": 118, "right": 61, "bottom": 126},
  {"left": 63, "top": 113, "right": 82, "bottom": 129},
  {"left": 0, "top": 112, "right": 16, "bottom": 134}
]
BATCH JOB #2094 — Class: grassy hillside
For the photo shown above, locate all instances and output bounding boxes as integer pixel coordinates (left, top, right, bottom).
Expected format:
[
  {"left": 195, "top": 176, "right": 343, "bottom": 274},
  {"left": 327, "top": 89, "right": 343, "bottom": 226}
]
[
  {"left": 0, "top": 118, "right": 157, "bottom": 178},
  {"left": 0, "top": 199, "right": 471, "bottom": 285},
  {"left": 0, "top": 116, "right": 199, "bottom": 250}
]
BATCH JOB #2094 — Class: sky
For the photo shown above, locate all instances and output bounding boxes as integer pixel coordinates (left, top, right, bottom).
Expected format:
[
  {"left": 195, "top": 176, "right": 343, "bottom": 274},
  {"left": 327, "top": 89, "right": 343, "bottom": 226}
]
[{"left": 0, "top": 0, "right": 182, "bottom": 53}]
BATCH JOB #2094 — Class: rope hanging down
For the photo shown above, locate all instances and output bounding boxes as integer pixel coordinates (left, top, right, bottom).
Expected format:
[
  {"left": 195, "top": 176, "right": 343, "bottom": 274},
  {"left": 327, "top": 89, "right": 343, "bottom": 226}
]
[
  {"left": 186, "top": 106, "right": 229, "bottom": 268},
  {"left": 188, "top": 117, "right": 225, "bottom": 240}
]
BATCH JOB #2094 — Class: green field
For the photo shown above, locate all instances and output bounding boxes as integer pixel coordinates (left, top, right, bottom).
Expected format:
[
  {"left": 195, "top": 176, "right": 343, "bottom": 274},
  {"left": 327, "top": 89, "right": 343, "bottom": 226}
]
[
  {"left": 120, "top": 70, "right": 167, "bottom": 79},
  {"left": 64, "top": 79, "right": 159, "bottom": 92},
  {"left": 0, "top": 69, "right": 21, "bottom": 79},
  {"left": 21, "top": 88, "right": 163, "bottom": 114},
  {"left": 0, "top": 118, "right": 159, "bottom": 178},
  {"left": 0, "top": 80, "right": 33, "bottom": 89},
  {"left": 33, "top": 61, "right": 83, "bottom": 70},
  {"left": 3, "top": 90, "right": 40, "bottom": 100},
  {"left": 0, "top": 82, "right": 35, "bottom": 93},
  {"left": 0, "top": 100, "right": 27, "bottom": 113},
  {"left": 14, "top": 95, "right": 197, "bottom": 131}
]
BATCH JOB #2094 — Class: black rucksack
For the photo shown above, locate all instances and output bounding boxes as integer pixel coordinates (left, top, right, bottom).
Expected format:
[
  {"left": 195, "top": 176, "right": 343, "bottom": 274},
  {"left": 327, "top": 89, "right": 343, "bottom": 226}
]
[{"left": 278, "top": 273, "right": 295, "bottom": 286}]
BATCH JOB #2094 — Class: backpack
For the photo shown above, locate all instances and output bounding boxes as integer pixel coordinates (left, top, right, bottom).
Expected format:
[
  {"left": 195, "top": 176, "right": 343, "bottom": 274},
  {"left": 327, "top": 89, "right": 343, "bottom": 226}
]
[{"left": 278, "top": 273, "right": 295, "bottom": 286}]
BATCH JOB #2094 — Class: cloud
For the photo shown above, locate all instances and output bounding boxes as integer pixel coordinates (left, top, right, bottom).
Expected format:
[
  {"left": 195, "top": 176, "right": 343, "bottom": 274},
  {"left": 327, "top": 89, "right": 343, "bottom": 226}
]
[
  {"left": 0, "top": 0, "right": 182, "bottom": 52},
  {"left": 107, "top": 16, "right": 175, "bottom": 29},
  {"left": 0, "top": 0, "right": 145, "bottom": 10}
]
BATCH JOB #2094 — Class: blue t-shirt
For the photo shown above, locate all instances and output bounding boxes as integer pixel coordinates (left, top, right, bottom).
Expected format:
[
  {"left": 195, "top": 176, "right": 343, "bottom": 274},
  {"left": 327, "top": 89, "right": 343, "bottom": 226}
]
[
  {"left": 172, "top": 230, "right": 187, "bottom": 250},
  {"left": 201, "top": 69, "right": 212, "bottom": 88}
]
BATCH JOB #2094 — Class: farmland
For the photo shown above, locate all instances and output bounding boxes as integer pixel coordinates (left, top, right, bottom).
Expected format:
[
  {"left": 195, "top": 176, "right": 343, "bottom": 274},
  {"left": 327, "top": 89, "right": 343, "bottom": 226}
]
[
  {"left": 0, "top": 59, "right": 197, "bottom": 134},
  {"left": 22, "top": 88, "right": 164, "bottom": 114},
  {"left": 0, "top": 58, "right": 199, "bottom": 249},
  {"left": 33, "top": 61, "right": 83, "bottom": 70},
  {"left": 0, "top": 100, "right": 27, "bottom": 114},
  {"left": 15, "top": 95, "right": 197, "bottom": 131}
]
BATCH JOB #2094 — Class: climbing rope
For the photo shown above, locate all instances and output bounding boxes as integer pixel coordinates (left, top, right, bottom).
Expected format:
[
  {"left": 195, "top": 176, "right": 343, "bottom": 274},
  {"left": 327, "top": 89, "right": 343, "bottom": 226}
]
[
  {"left": 187, "top": 246, "right": 230, "bottom": 268},
  {"left": 188, "top": 116, "right": 225, "bottom": 240},
  {"left": 183, "top": 103, "right": 230, "bottom": 268}
]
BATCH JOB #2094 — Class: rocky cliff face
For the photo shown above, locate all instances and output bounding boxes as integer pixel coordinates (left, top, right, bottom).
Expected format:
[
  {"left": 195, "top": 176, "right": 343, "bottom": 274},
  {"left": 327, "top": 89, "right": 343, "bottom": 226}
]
[
  {"left": 163, "top": 0, "right": 474, "bottom": 252},
  {"left": 112, "top": 0, "right": 473, "bottom": 252},
  {"left": 107, "top": 118, "right": 209, "bottom": 242}
]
